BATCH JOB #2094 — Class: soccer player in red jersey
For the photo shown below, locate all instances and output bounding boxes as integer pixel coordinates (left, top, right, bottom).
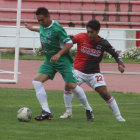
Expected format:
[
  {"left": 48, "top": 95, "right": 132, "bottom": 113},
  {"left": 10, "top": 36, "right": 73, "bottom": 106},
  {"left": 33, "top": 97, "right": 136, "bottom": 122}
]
[{"left": 60, "top": 20, "right": 126, "bottom": 122}]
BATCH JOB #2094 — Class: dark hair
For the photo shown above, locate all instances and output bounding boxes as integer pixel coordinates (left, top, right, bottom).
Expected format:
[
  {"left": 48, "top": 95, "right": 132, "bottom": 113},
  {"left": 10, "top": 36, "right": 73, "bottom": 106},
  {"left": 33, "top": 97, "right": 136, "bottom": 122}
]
[
  {"left": 86, "top": 20, "right": 100, "bottom": 31},
  {"left": 35, "top": 7, "right": 49, "bottom": 17}
]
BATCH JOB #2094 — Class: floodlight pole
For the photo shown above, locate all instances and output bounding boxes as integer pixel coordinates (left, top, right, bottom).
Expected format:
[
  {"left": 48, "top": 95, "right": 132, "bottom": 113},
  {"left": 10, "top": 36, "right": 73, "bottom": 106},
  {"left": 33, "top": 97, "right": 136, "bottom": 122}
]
[{"left": 14, "top": 0, "right": 22, "bottom": 83}]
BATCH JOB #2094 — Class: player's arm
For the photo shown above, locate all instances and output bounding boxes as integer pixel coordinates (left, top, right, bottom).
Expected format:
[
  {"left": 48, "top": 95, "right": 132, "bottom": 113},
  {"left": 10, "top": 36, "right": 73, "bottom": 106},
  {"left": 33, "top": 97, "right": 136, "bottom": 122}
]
[
  {"left": 25, "top": 23, "right": 40, "bottom": 32},
  {"left": 50, "top": 41, "right": 73, "bottom": 63},
  {"left": 50, "top": 27, "right": 74, "bottom": 63},
  {"left": 105, "top": 41, "right": 125, "bottom": 73},
  {"left": 69, "top": 35, "right": 78, "bottom": 44}
]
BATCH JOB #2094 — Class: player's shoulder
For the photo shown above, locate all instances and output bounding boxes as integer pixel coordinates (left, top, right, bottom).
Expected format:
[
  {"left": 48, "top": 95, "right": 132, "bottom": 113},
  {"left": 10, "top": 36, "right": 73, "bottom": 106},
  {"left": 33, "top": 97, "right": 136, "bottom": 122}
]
[
  {"left": 53, "top": 20, "right": 61, "bottom": 26},
  {"left": 76, "top": 32, "right": 87, "bottom": 36},
  {"left": 99, "top": 36, "right": 109, "bottom": 43},
  {"left": 75, "top": 32, "right": 88, "bottom": 38},
  {"left": 53, "top": 20, "right": 64, "bottom": 30},
  {"left": 99, "top": 37, "right": 112, "bottom": 47},
  {"left": 39, "top": 25, "right": 44, "bottom": 30}
]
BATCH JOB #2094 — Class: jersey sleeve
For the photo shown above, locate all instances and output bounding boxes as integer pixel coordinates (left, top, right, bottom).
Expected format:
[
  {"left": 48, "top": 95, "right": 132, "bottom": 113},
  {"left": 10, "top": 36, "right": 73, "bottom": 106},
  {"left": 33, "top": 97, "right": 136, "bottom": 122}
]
[
  {"left": 104, "top": 40, "right": 124, "bottom": 66},
  {"left": 57, "top": 27, "right": 72, "bottom": 44}
]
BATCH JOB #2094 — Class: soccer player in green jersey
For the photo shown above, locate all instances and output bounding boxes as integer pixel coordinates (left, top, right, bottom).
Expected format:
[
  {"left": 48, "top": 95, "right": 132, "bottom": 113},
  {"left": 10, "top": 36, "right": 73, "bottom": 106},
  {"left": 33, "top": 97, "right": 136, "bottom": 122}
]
[{"left": 25, "top": 7, "right": 93, "bottom": 121}]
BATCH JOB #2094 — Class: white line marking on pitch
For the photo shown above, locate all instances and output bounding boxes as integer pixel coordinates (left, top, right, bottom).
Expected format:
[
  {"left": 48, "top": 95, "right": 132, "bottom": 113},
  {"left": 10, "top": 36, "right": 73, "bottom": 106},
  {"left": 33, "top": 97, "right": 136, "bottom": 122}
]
[{"left": 72, "top": 102, "right": 140, "bottom": 107}]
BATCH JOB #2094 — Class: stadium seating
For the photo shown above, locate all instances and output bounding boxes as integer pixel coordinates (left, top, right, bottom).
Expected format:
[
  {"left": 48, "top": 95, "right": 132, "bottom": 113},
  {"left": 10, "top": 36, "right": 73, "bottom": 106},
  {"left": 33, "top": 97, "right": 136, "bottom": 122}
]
[{"left": 0, "top": 0, "right": 140, "bottom": 28}]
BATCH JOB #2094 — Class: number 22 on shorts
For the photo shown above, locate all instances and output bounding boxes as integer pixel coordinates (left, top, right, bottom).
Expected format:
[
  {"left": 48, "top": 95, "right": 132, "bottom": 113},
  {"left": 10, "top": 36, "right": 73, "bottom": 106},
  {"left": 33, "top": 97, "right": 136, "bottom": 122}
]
[{"left": 95, "top": 75, "right": 103, "bottom": 82}]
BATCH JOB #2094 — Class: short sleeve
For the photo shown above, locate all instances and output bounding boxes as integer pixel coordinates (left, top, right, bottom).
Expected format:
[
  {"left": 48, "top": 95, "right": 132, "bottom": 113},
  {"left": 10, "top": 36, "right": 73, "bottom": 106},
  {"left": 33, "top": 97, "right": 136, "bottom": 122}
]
[{"left": 57, "top": 27, "right": 71, "bottom": 43}]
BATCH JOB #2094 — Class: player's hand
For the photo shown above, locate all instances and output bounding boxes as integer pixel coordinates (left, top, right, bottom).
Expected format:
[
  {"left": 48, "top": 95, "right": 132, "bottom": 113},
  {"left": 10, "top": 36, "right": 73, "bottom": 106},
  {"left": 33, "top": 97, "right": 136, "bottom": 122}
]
[
  {"left": 50, "top": 54, "right": 61, "bottom": 63},
  {"left": 69, "top": 35, "right": 74, "bottom": 40},
  {"left": 24, "top": 23, "right": 34, "bottom": 31},
  {"left": 118, "top": 64, "right": 125, "bottom": 73}
]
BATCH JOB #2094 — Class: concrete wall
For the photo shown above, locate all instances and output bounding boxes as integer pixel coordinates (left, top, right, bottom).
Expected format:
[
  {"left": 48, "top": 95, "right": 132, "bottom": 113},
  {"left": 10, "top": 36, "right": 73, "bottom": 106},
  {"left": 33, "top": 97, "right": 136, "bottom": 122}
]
[{"left": 125, "top": 30, "right": 136, "bottom": 50}]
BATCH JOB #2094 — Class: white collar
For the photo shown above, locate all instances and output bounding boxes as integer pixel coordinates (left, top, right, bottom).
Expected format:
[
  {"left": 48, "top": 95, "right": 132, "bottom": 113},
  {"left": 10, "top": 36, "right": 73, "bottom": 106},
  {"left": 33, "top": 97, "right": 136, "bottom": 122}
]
[{"left": 44, "top": 20, "right": 54, "bottom": 29}]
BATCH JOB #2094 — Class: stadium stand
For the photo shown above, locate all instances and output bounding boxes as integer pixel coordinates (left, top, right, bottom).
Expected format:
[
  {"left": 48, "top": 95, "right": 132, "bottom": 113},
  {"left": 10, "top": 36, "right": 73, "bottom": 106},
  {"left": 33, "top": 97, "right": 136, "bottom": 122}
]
[{"left": 0, "top": 0, "right": 140, "bottom": 28}]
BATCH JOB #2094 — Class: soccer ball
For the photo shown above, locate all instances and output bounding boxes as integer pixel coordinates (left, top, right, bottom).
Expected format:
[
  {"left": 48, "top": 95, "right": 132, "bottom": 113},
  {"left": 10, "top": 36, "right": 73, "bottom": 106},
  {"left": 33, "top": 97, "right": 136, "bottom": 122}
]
[{"left": 17, "top": 107, "right": 32, "bottom": 122}]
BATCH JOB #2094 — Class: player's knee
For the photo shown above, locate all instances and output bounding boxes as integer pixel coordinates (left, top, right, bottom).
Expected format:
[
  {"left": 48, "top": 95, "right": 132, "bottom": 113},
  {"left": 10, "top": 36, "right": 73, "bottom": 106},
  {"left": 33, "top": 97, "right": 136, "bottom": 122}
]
[
  {"left": 32, "top": 80, "right": 42, "bottom": 89},
  {"left": 65, "top": 83, "right": 77, "bottom": 90},
  {"left": 95, "top": 86, "right": 111, "bottom": 101},
  {"left": 64, "top": 90, "right": 73, "bottom": 94},
  {"left": 100, "top": 91, "right": 111, "bottom": 101},
  {"left": 107, "top": 96, "right": 114, "bottom": 103}
]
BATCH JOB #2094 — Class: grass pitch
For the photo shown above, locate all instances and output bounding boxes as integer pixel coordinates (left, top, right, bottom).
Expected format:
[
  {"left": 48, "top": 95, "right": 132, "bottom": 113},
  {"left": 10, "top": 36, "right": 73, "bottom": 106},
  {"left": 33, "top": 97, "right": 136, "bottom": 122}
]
[{"left": 0, "top": 88, "right": 140, "bottom": 140}]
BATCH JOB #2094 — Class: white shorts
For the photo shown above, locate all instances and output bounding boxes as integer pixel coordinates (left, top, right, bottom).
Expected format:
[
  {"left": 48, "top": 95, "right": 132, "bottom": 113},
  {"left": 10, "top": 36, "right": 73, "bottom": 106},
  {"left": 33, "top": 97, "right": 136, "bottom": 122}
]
[{"left": 74, "top": 70, "right": 106, "bottom": 89}]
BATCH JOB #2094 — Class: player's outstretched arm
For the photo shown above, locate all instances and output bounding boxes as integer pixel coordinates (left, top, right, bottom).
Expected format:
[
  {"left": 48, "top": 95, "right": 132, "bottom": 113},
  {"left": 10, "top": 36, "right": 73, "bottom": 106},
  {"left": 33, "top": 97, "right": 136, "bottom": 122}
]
[
  {"left": 105, "top": 40, "right": 125, "bottom": 73},
  {"left": 25, "top": 23, "right": 40, "bottom": 32}
]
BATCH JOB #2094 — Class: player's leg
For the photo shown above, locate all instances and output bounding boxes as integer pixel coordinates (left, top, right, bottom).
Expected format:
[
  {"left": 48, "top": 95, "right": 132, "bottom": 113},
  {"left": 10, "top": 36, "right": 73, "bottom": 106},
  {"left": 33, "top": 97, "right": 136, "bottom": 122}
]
[
  {"left": 65, "top": 82, "right": 93, "bottom": 122},
  {"left": 32, "top": 61, "right": 56, "bottom": 121},
  {"left": 60, "top": 70, "right": 84, "bottom": 119},
  {"left": 60, "top": 90, "right": 73, "bottom": 118},
  {"left": 91, "top": 73, "right": 125, "bottom": 122},
  {"left": 33, "top": 73, "right": 50, "bottom": 112},
  {"left": 32, "top": 73, "right": 53, "bottom": 120},
  {"left": 95, "top": 86, "right": 125, "bottom": 122},
  {"left": 61, "top": 69, "right": 93, "bottom": 121}
]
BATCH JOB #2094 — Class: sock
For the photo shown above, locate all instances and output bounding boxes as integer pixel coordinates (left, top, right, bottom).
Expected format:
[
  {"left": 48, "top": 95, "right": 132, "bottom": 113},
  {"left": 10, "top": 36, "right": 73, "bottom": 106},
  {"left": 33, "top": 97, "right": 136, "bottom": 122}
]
[
  {"left": 107, "top": 96, "right": 121, "bottom": 118},
  {"left": 71, "top": 85, "right": 92, "bottom": 111},
  {"left": 64, "top": 90, "right": 73, "bottom": 113},
  {"left": 32, "top": 80, "right": 51, "bottom": 113}
]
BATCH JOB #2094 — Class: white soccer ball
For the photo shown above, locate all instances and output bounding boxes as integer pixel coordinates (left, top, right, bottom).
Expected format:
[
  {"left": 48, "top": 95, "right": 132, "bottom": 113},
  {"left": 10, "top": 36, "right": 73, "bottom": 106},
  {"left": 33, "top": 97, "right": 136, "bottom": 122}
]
[{"left": 17, "top": 107, "right": 32, "bottom": 122}]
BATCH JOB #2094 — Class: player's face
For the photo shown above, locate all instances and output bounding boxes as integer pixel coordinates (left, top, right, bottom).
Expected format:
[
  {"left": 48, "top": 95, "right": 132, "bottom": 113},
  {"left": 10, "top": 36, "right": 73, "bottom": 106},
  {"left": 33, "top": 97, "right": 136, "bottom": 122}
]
[
  {"left": 87, "top": 27, "right": 99, "bottom": 41},
  {"left": 36, "top": 15, "right": 50, "bottom": 27}
]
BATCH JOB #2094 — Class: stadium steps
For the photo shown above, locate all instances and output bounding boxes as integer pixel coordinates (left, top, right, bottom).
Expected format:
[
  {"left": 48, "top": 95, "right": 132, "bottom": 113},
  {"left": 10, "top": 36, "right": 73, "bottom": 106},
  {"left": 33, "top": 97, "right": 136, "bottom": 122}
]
[
  {"left": 0, "top": 0, "right": 140, "bottom": 28},
  {"left": 1, "top": 17, "right": 139, "bottom": 29}
]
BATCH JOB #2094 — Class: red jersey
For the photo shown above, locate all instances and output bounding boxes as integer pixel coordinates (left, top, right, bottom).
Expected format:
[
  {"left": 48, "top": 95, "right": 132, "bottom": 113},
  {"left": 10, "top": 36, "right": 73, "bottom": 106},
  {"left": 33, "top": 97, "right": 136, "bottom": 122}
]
[{"left": 73, "top": 33, "right": 124, "bottom": 74}]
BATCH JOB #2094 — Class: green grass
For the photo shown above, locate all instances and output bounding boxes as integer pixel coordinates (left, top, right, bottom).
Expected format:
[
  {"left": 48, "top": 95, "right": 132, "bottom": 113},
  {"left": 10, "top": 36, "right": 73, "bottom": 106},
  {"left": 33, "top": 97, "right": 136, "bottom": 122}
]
[
  {"left": 1, "top": 53, "right": 140, "bottom": 64},
  {"left": 0, "top": 88, "right": 140, "bottom": 140},
  {"left": 101, "top": 58, "right": 140, "bottom": 64},
  {"left": 1, "top": 53, "right": 45, "bottom": 60}
]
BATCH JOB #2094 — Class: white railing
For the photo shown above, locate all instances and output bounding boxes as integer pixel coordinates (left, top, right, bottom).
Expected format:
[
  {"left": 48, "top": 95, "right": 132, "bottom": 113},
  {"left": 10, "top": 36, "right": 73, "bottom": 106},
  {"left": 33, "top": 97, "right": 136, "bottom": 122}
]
[{"left": 0, "top": 25, "right": 140, "bottom": 52}]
